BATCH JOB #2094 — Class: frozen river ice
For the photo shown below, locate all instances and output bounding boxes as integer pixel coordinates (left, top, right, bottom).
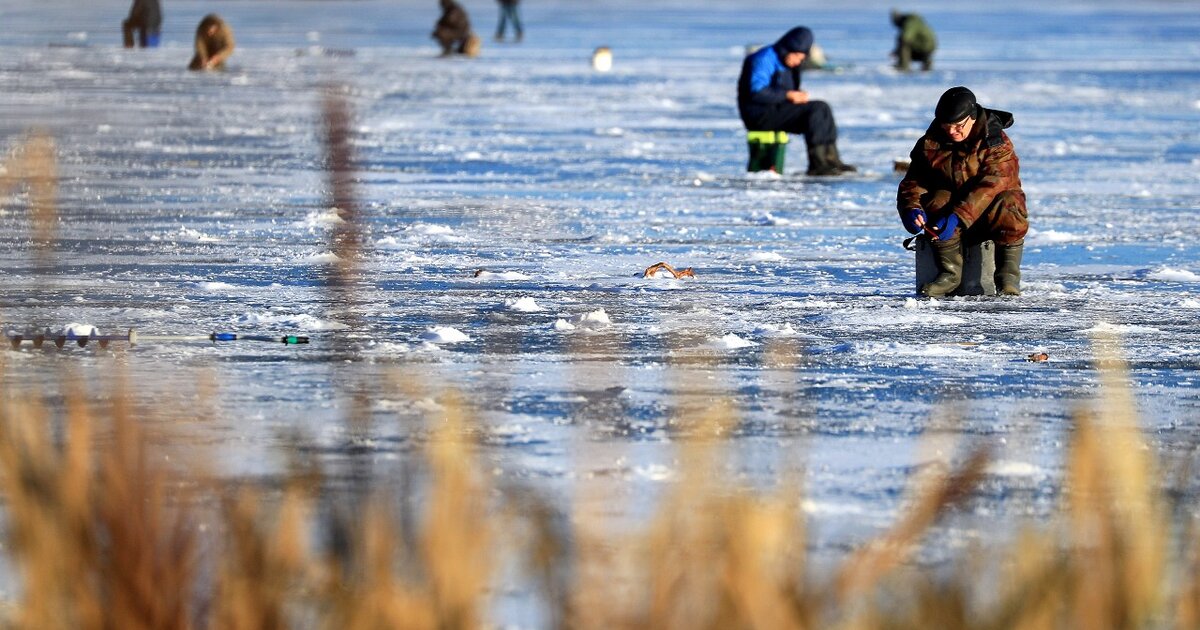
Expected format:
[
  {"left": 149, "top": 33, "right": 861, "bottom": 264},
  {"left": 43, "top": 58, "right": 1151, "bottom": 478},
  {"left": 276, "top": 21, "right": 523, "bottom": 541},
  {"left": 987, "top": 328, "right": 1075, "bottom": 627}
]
[{"left": 1, "top": 0, "right": 1200, "bottom": 579}]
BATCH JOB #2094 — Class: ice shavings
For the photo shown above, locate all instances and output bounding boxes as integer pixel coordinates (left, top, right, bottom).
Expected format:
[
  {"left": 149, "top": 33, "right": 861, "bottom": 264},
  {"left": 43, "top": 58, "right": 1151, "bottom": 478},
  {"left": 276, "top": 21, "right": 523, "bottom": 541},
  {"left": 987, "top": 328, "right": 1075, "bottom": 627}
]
[
  {"left": 704, "top": 334, "right": 759, "bottom": 350},
  {"left": 1147, "top": 267, "right": 1200, "bottom": 283},
  {"left": 1083, "top": 322, "right": 1163, "bottom": 335},
  {"left": 987, "top": 460, "right": 1044, "bottom": 477},
  {"left": 574, "top": 309, "right": 612, "bottom": 329},
  {"left": 296, "top": 208, "right": 345, "bottom": 229},
  {"left": 505, "top": 297, "right": 544, "bottom": 312},
  {"left": 195, "top": 281, "right": 237, "bottom": 291},
  {"left": 747, "top": 251, "right": 786, "bottom": 262},
  {"left": 473, "top": 270, "right": 532, "bottom": 281},
  {"left": 420, "top": 326, "right": 472, "bottom": 344},
  {"left": 236, "top": 312, "right": 349, "bottom": 330},
  {"left": 753, "top": 322, "right": 799, "bottom": 337},
  {"left": 1027, "top": 228, "right": 1086, "bottom": 244},
  {"left": 302, "top": 252, "right": 341, "bottom": 264}
]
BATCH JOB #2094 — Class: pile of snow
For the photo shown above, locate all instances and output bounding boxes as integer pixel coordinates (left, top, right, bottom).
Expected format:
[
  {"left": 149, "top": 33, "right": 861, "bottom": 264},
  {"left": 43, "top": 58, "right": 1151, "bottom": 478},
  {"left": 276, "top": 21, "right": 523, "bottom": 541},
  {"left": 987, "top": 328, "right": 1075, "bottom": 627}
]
[
  {"left": 473, "top": 270, "right": 532, "bottom": 281},
  {"left": 420, "top": 326, "right": 472, "bottom": 344},
  {"left": 237, "top": 312, "right": 349, "bottom": 331},
  {"left": 302, "top": 252, "right": 342, "bottom": 264},
  {"left": 504, "top": 296, "right": 544, "bottom": 312},
  {"left": 574, "top": 309, "right": 612, "bottom": 329},
  {"left": 748, "top": 251, "right": 786, "bottom": 263},
  {"left": 296, "top": 208, "right": 345, "bottom": 229},
  {"left": 553, "top": 318, "right": 576, "bottom": 331},
  {"left": 196, "top": 281, "right": 236, "bottom": 291},
  {"left": 1147, "top": 267, "right": 1200, "bottom": 282},
  {"left": 754, "top": 322, "right": 799, "bottom": 337},
  {"left": 704, "top": 333, "right": 759, "bottom": 350}
]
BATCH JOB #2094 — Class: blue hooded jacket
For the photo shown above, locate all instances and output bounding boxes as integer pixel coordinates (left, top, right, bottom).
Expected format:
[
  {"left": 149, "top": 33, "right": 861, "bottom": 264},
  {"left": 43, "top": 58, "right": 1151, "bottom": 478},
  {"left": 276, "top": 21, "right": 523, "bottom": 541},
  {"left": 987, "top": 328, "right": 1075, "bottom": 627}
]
[{"left": 737, "top": 27, "right": 814, "bottom": 128}]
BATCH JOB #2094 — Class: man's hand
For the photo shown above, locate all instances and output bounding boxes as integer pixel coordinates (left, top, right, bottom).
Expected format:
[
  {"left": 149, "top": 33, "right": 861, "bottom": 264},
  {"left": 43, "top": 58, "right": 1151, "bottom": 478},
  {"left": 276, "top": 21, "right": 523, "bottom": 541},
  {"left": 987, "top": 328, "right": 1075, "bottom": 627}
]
[
  {"left": 785, "top": 90, "right": 809, "bottom": 104},
  {"left": 901, "top": 207, "right": 927, "bottom": 234},
  {"left": 930, "top": 213, "right": 959, "bottom": 239}
]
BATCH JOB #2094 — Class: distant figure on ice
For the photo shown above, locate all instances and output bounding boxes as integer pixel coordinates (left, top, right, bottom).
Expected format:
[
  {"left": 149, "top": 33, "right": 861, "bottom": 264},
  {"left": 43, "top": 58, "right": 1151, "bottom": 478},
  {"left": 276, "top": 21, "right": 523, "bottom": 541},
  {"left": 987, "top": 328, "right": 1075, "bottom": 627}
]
[
  {"left": 433, "top": 0, "right": 480, "bottom": 57},
  {"left": 188, "top": 14, "right": 235, "bottom": 71},
  {"left": 898, "top": 86, "right": 1028, "bottom": 296},
  {"left": 122, "top": 0, "right": 162, "bottom": 48},
  {"left": 890, "top": 9, "right": 937, "bottom": 72},
  {"left": 495, "top": 0, "right": 523, "bottom": 42},
  {"left": 737, "top": 26, "right": 856, "bottom": 176}
]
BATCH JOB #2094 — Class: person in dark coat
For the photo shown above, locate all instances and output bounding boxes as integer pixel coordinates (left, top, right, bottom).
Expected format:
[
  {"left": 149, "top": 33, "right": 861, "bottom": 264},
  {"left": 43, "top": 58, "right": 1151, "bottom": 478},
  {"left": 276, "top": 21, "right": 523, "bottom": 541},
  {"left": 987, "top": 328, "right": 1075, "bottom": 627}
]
[
  {"left": 433, "top": 0, "right": 479, "bottom": 57},
  {"left": 891, "top": 10, "right": 937, "bottom": 72},
  {"left": 188, "top": 14, "right": 235, "bottom": 71},
  {"left": 897, "top": 86, "right": 1028, "bottom": 296},
  {"left": 122, "top": 0, "right": 162, "bottom": 48},
  {"left": 737, "top": 26, "right": 856, "bottom": 176},
  {"left": 495, "top": 0, "right": 523, "bottom": 42}
]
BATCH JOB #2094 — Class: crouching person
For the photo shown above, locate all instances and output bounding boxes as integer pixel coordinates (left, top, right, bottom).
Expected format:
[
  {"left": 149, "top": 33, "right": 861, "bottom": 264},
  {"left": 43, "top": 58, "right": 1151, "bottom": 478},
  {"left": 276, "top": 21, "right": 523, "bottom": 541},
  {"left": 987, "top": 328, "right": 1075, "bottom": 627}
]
[
  {"left": 189, "top": 14, "right": 235, "bottom": 71},
  {"left": 898, "top": 86, "right": 1028, "bottom": 296}
]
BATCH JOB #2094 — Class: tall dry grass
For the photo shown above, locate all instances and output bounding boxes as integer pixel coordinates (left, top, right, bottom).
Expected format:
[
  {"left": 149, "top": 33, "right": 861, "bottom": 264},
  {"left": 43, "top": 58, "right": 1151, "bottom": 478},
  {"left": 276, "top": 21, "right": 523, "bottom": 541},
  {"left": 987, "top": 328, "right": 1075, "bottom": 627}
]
[{"left": 0, "top": 338, "right": 1194, "bottom": 629}]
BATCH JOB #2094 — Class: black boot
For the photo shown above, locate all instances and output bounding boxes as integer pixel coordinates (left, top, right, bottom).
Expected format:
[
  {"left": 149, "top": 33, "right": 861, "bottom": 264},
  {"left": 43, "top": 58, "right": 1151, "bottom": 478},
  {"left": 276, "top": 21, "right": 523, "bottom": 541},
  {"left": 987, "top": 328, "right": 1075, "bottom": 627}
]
[
  {"left": 828, "top": 144, "right": 858, "bottom": 173},
  {"left": 994, "top": 241, "right": 1023, "bottom": 296},
  {"left": 921, "top": 237, "right": 963, "bottom": 297},
  {"left": 806, "top": 144, "right": 840, "bottom": 176}
]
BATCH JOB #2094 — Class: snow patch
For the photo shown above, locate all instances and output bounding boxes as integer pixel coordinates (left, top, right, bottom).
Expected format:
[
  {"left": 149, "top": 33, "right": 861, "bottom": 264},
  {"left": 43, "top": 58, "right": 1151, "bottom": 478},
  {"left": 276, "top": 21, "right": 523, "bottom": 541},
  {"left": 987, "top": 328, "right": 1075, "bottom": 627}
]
[
  {"left": 236, "top": 312, "right": 349, "bottom": 331},
  {"left": 420, "top": 326, "right": 472, "bottom": 344},
  {"left": 552, "top": 318, "right": 576, "bottom": 331},
  {"left": 302, "top": 252, "right": 342, "bottom": 264},
  {"left": 747, "top": 251, "right": 785, "bottom": 263},
  {"left": 196, "top": 281, "right": 236, "bottom": 291},
  {"left": 505, "top": 296, "right": 544, "bottom": 312},
  {"left": 473, "top": 270, "right": 532, "bottom": 281},
  {"left": 705, "top": 333, "right": 759, "bottom": 350},
  {"left": 987, "top": 460, "right": 1043, "bottom": 477},
  {"left": 1147, "top": 267, "right": 1200, "bottom": 283}
]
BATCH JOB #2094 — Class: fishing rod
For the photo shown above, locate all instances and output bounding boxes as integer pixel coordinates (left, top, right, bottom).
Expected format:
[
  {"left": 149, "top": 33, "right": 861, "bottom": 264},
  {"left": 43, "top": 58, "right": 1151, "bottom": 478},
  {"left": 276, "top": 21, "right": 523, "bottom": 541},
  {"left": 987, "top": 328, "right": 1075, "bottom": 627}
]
[{"left": 7, "top": 328, "right": 309, "bottom": 349}]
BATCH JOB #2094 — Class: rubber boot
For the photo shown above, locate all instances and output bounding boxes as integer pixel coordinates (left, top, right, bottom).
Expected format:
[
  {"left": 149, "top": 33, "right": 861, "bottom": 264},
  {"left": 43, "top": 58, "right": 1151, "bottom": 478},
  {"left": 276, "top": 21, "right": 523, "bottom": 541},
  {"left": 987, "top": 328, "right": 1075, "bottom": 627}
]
[
  {"left": 828, "top": 144, "right": 858, "bottom": 173},
  {"left": 806, "top": 144, "right": 840, "bottom": 176},
  {"left": 921, "top": 237, "right": 963, "bottom": 297},
  {"left": 994, "top": 241, "right": 1024, "bottom": 296}
]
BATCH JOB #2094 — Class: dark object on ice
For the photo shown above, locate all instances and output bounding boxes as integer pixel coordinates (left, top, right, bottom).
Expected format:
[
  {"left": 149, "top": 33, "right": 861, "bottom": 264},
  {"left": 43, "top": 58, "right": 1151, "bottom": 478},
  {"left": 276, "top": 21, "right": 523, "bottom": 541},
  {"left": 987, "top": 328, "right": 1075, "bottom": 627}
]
[
  {"left": 495, "top": 0, "right": 523, "bottom": 42},
  {"left": 746, "top": 130, "right": 788, "bottom": 173},
  {"left": 433, "top": 0, "right": 480, "bottom": 57},
  {"left": 7, "top": 328, "right": 309, "bottom": 349},
  {"left": 912, "top": 236, "right": 996, "bottom": 297},
  {"left": 122, "top": 0, "right": 161, "bottom": 48},
  {"left": 1026, "top": 352, "right": 1049, "bottom": 362},
  {"left": 890, "top": 10, "right": 937, "bottom": 72},
  {"left": 898, "top": 86, "right": 1027, "bottom": 296},
  {"left": 737, "top": 26, "right": 855, "bottom": 176},
  {"left": 189, "top": 14, "right": 235, "bottom": 71},
  {"left": 642, "top": 262, "right": 695, "bottom": 279}
]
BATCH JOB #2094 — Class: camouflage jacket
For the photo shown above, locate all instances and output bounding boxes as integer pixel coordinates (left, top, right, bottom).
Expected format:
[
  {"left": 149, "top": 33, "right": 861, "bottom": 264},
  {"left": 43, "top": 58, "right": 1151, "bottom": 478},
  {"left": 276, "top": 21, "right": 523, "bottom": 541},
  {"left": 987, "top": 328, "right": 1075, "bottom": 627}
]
[{"left": 896, "top": 107, "right": 1022, "bottom": 228}]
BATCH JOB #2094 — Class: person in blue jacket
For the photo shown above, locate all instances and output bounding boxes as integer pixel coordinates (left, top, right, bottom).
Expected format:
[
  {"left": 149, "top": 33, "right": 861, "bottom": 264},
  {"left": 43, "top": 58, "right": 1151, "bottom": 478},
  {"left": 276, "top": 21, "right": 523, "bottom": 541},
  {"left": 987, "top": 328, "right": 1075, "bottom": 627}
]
[{"left": 737, "top": 26, "right": 856, "bottom": 176}]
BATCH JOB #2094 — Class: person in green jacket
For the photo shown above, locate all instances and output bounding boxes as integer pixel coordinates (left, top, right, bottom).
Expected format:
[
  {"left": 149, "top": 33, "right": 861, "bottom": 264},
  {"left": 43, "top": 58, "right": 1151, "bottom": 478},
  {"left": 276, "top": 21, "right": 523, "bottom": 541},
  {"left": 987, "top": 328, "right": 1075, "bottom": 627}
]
[{"left": 891, "top": 10, "right": 937, "bottom": 72}]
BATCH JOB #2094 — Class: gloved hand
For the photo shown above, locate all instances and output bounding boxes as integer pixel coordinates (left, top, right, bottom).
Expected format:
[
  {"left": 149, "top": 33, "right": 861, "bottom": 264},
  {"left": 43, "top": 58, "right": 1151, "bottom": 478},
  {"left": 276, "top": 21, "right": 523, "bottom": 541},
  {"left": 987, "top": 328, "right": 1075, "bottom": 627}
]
[
  {"left": 930, "top": 212, "right": 959, "bottom": 239},
  {"left": 901, "top": 207, "right": 926, "bottom": 234}
]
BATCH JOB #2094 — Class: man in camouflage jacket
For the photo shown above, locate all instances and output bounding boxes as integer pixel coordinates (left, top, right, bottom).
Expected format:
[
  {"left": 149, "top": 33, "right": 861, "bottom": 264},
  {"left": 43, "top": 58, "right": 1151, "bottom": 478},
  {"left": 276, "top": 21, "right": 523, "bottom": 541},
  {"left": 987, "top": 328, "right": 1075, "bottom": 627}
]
[{"left": 897, "top": 86, "right": 1028, "bottom": 296}]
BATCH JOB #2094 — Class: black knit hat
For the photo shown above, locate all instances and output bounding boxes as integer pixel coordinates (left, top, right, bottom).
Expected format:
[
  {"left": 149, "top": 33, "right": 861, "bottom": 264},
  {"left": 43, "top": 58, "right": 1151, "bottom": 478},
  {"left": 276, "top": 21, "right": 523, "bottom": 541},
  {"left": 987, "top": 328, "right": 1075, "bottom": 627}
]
[{"left": 935, "top": 86, "right": 978, "bottom": 124}]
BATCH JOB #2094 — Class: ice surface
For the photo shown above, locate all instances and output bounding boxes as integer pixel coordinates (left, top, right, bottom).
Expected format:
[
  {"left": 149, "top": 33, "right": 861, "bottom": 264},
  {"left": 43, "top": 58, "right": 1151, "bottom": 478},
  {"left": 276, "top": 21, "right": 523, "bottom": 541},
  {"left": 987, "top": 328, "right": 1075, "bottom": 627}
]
[{"left": 1, "top": 0, "right": 1199, "bottom": 619}]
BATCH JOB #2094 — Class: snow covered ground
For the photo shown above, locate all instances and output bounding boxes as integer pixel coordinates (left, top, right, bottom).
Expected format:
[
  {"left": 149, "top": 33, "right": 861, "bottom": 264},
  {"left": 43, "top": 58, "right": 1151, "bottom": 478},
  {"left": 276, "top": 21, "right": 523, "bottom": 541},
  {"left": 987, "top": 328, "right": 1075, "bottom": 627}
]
[{"left": 1, "top": 0, "right": 1199, "bottom": 598}]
